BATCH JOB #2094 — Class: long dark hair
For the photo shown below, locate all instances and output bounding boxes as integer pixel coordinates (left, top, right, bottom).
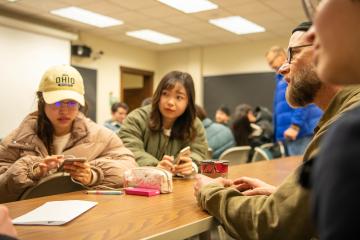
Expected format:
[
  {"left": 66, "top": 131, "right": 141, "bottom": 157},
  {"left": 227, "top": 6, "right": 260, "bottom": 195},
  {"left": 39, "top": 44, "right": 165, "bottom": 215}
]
[
  {"left": 232, "top": 104, "right": 253, "bottom": 146},
  {"left": 36, "top": 92, "right": 55, "bottom": 154},
  {"left": 149, "top": 71, "right": 196, "bottom": 141},
  {"left": 36, "top": 91, "right": 87, "bottom": 154}
]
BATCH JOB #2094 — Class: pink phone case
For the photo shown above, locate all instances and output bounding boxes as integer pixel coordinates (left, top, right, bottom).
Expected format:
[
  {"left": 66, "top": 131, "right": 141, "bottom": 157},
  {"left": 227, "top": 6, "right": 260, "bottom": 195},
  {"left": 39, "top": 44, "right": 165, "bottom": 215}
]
[{"left": 124, "top": 187, "right": 160, "bottom": 197}]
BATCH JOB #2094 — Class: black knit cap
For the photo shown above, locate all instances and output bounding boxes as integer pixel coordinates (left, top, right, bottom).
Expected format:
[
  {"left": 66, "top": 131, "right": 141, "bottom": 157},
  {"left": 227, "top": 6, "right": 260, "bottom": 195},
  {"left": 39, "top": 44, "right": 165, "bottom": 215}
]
[{"left": 292, "top": 21, "right": 312, "bottom": 34}]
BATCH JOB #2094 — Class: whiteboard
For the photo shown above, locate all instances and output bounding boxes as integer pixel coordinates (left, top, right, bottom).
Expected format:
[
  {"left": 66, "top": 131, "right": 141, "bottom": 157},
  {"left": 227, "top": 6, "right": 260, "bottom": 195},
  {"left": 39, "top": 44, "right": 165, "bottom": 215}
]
[{"left": 0, "top": 25, "right": 70, "bottom": 138}]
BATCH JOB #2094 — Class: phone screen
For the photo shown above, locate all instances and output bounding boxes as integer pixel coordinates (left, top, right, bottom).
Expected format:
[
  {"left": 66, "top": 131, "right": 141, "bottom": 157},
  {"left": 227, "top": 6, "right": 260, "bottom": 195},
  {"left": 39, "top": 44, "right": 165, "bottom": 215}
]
[
  {"left": 58, "top": 157, "right": 87, "bottom": 171},
  {"left": 174, "top": 146, "right": 191, "bottom": 165}
]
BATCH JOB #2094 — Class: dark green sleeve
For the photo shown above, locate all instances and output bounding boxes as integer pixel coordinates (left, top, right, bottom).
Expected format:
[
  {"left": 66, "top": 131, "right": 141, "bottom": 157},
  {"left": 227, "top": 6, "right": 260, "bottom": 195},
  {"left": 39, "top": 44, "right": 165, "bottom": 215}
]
[
  {"left": 189, "top": 118, "right": 208, "bottom": 165},
  {"left": 118, "top": 108, "right": 158, "bottom": 167},
  {"left": 197, "top": 170, "right": 316, "bottom": 240}
]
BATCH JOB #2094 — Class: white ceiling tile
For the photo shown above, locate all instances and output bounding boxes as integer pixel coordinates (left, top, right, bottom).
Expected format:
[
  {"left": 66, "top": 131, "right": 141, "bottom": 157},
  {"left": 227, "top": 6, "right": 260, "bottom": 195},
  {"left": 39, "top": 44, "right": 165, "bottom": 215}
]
[
  {"left": 12, "top": 0, "right": 69, "bottom": 13},
  {"left": 162, "top": 15, "right": 197, "bottom": 25},
  {"left": 180, "top": 22, "right": 219, "bottom": 33},
  {"left": 59, "top": 0, "right": 99, "bottom": 5},
  {"left": 223, "top": 1, "right": 272, "bottom": 15},
  {"left": 136, "top": 4, "right": 183, "bottom": 18},
  {"left": 115, "top": 10, "right": 149, "bottom": 23},
  {"left": 211, "top": 0, "right": 253, "bottom": 7},
  {"left": 245, "top": 31, "right": 278, "bottom": 41},
  {"left": 191, "top": 8, "right": 231, "bottom": 21},
  {"left": 131, "top": 19, "right": 170, "bottom": 29},
  {"left": 79, "top": 1, "right": 128, "bottom": 15},
  {"left": 260, "top": 0, "right": 303, "bottom": 11},
  {"left": 158, "top": 27, "right": 193, "bottom": 37},
  {"left": 108, "top": 0, "right": 160, "bottom": 10}
]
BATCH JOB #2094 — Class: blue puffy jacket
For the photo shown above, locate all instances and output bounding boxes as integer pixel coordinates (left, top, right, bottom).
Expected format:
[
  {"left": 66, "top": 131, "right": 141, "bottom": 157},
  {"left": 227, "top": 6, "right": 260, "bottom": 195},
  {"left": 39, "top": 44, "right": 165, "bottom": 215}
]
[
  {"left": 202, "top": 118, "right": 235, "bottom": 159},
  {"left": 273, "top": 74, "right": 323, "bottom": 141}
]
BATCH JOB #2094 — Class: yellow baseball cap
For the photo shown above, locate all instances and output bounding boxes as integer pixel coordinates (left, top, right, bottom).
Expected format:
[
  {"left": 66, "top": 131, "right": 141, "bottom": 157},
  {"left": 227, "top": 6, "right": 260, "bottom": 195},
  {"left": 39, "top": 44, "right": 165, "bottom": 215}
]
[{"left": 38, "top": 65, "right": 85, "bottom": 106}]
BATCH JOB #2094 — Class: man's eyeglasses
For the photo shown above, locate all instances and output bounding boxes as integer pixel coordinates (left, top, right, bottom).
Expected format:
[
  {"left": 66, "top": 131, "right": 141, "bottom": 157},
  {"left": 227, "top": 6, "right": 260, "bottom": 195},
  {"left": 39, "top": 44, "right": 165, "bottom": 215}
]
[
  {"left": 49, "top": 100, "right": 79, "bottom": 110},
  {"left": 302, "top": 0, "right": 321, "bottom": 21},
  {"left": 287, "top": 44, "right": 313, "bottom": 64}
]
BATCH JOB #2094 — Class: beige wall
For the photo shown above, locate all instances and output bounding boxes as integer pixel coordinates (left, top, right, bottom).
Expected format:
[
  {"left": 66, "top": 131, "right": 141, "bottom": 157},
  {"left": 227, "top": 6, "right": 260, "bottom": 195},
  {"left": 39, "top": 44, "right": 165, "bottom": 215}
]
[
  {"left": 157, "top": 47, "right": 203, "bottom": 105},
  {"left": 71, "top": 32, "right": 157, "bottom": 124},
  {"left": 203, "top": 38, "right": 289, "bottom": 75}
]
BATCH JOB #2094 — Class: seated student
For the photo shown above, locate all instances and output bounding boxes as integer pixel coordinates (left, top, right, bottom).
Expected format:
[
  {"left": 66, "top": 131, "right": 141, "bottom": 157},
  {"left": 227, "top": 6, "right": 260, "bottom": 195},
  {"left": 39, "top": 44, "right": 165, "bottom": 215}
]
[
  {"left": 104, "top": 102, "right": 129, "bottom": 133},
  {"left": 0, "top": 65, "right": 137, "bottom": 203},
  {"left": 193, "top": 22, "right": 360, "bottom": 239},
  {"left": 215, "top": 105, "right": 231, "bottom": 126},
  {"left": 119, "top": 71, "right": 208, "bottom": 175},
  {"left": 0, "top": 205, "right": 17, "bottom": 240},
  {"left": 195, "top": 105, "right": 235, "bottom": 159},
  {"left": 232, "top": 104, "right": 273, "bottom": 147},
  {"left": 232, "top": 104, "right": 274, "bottom": 160}
]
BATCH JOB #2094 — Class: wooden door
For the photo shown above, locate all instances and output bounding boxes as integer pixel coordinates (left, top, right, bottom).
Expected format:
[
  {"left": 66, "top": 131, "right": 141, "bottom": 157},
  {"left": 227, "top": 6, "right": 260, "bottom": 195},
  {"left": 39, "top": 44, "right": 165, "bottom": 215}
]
[{"left": 120, "top": 67, "right": 154, "bottom": 112}]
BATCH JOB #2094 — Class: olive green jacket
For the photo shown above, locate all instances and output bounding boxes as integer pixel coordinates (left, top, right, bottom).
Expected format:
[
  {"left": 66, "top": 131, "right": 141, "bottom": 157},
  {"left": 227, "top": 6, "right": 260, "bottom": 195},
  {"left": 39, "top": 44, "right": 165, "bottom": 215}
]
[
  {"left": 198, "top": 86, "right": 360, "bottom": 240},
  {"left": 119, "top": 105, "right": 208, "bottom": 167}
]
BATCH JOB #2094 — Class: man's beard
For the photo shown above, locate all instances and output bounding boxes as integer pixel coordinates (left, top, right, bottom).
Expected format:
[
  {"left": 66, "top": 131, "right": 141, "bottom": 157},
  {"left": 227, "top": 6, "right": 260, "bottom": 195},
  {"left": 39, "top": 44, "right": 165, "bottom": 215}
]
[{"left": 286, "top": 64, "right": 322, "bottom": 107}]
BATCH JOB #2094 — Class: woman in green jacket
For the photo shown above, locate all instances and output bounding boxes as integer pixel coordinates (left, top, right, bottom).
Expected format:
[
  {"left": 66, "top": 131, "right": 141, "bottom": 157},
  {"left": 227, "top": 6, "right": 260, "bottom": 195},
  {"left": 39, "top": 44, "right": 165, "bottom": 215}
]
[{"left": 119, "top": 71, "right": 208, "bottom": 176}]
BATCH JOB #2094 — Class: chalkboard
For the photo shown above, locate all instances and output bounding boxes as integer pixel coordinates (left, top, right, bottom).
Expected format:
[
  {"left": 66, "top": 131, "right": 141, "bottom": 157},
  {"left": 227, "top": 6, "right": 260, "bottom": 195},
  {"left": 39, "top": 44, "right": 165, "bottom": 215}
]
[
  {"left": 73, "top": 66, "right": 97, "bottom": 122},
  {"left": 204, "top": 72, "right": 276, "bottom": 120}
]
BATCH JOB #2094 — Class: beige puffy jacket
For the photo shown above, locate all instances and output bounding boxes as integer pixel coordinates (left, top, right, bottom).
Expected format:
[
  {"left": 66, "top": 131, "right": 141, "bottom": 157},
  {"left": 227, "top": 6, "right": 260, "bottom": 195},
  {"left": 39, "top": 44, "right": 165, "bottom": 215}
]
[{"left": 0, "top": 112, "right": 137, "bottom": 203}]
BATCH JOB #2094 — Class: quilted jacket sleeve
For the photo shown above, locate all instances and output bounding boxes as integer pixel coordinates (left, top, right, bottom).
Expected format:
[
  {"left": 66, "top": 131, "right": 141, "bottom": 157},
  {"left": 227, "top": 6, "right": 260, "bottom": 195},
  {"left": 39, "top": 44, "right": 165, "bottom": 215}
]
[{"left": 197, "top": 169, "right": 316, "bottom": 240}]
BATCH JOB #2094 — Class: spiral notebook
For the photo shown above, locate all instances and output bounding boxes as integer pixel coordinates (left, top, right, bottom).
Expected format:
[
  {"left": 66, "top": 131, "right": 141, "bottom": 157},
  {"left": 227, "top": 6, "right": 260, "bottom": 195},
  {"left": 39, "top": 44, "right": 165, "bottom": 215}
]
[{"left": 12, "top": 200, "right": 97, "bottom": 225}]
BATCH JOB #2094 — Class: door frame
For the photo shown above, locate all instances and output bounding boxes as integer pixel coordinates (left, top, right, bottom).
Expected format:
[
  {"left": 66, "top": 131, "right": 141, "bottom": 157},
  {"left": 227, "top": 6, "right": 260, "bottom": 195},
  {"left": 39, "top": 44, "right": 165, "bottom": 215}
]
[{"left": 120, "top": 66, "right": 154, "bottom": 104}]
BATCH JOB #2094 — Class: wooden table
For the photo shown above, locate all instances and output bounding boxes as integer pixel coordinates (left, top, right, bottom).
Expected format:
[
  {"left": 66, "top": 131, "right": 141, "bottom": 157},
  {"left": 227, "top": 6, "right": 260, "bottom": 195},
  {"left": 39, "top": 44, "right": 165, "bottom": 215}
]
[{"left": 5, "top": 156, "right": 302, "bottom": 240}]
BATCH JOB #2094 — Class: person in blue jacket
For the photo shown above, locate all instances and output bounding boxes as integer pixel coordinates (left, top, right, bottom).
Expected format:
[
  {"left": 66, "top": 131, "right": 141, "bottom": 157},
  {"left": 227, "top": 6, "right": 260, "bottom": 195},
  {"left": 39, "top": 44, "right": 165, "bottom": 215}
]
[
  {"left": 196, "top": 105, "right": 235, "bottom": 159},
  {"left": 266, "top": 46, "right": 323, "bottom": 156}
]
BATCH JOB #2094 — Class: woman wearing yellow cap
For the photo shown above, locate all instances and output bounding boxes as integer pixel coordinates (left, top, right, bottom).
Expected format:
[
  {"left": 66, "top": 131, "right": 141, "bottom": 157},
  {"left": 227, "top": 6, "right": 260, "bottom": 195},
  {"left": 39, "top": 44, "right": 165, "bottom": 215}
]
[{"left": 0, "top": 65, "right": 137, "bottom": 203}]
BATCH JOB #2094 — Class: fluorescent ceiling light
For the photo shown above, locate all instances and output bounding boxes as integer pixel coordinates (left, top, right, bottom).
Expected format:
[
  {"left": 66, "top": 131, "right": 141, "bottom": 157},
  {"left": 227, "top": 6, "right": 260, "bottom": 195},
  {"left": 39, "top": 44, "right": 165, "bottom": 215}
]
[
  {"left": 209, "top": 16, "right": 265, "bottom": 35},
  {"left": 51, "top": 7, "right": 123, "bottom": 28},
  {"left": 158, "top": 0, "right": 218, "bottom": 13},
  {"left": 126, "top": 29, "right": 181, "bottom": 45}
]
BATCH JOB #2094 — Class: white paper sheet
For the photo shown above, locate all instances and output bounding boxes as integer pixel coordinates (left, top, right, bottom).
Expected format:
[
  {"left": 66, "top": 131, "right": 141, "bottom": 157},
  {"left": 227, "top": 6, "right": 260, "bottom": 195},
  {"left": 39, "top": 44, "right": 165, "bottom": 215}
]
[{"left": 12, "top": 200, "right": 97, "bottom": 225}]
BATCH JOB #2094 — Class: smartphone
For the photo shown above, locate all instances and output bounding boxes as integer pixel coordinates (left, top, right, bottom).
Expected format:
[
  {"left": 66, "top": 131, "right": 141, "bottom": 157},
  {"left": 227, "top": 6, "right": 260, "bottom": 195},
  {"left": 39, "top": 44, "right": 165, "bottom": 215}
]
[
  {"left": 174, "top": 146, "right": 191, "bottom": 165},
  {"left": 124, "top": 187, "right": 160, "bottom": 197},
  {"left": 58, "top": 157, "right": 87, "bottom": 171}
]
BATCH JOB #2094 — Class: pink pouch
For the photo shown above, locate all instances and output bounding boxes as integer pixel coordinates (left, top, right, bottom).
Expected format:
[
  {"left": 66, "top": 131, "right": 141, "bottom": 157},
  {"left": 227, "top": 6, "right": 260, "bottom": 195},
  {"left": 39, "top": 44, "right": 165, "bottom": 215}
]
[
  {"left": 124, "top": 187, "right": 160, "bottom": 197},
  {"left": 123, "top": 167, "right": 173, "bottom": 193}
]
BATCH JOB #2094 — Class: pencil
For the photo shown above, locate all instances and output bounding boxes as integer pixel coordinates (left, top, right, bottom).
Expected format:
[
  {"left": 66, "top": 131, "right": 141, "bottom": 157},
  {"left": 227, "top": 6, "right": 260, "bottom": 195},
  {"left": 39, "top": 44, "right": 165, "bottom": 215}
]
[{"left": 85, "top": 190, "right": 123, "bottom": 195}]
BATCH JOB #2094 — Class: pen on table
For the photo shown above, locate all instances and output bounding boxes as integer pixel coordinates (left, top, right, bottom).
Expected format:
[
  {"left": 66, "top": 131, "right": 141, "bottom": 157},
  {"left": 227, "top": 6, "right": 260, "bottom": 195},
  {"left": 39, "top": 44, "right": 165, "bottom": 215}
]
[{"left": 85, "top": 190, "right": 123, "bottom": 195}]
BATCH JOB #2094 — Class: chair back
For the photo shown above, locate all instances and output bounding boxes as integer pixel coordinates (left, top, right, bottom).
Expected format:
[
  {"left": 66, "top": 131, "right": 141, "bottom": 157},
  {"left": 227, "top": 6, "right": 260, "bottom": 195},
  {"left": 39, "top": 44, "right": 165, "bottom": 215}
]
[
  {"left": 251, "top": 147, "right": 273, "bottom": 162},
  {"left": 219, "top": 146, "right": 251, "bottom": 165},
  {"left": 19, "top": 172, "right": 86, "bottom": 200},
  {"left": 259, "top": 142, "right": 286, "bottom": 158},
  {"left": 207, "top": 147, "right": 213, "bottom": 159}
]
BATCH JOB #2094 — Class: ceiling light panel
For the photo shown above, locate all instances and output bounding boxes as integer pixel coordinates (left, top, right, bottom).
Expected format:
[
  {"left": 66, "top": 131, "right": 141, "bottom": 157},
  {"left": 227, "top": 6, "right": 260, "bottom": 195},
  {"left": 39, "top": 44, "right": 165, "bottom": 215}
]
[
  {"left": 126, "top": 29, "right": 181, "bottom": 45},
  {"left": 158, "top": 0, "right": 218, "bottom": 13},
  {"left": 209, "top": 16, "right": 265, "bottom": 35},
  {"left": 51, "top": 7, "right": 123, "bottom": 28}
]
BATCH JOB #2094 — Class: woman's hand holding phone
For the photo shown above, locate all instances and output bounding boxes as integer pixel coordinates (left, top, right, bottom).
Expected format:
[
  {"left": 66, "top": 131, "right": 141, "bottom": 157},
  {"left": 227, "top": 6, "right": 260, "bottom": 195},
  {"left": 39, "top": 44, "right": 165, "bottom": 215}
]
[
  {"left": 62, "top": 159, "right": 92, "bottom": 185},
  {"left": 174, "top": 155, "right": 193, "bottom": 176},
  {"left": 157, "top": 147, "right": 193, "bottom": 175},
  {"left": 174, "top": 146, "right": 193, "bottom": 176},
  {"left": 157, "top": 155, "right": 175, "bottom": 172},
  {"left": 34, "top": 155, "right": 64, "bottom": 178}
]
